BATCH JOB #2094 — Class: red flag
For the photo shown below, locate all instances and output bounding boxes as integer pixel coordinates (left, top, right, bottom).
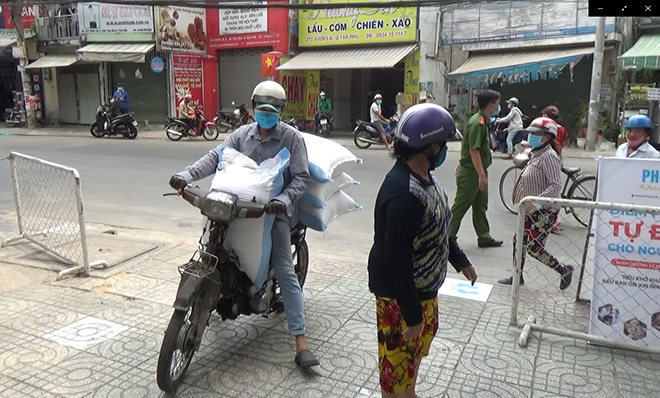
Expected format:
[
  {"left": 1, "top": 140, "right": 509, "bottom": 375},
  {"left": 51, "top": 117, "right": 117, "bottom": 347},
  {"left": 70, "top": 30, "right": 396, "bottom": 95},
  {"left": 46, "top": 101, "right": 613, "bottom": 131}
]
[{"left": 261, "top": 52, "right": 280, "bottom": 77}]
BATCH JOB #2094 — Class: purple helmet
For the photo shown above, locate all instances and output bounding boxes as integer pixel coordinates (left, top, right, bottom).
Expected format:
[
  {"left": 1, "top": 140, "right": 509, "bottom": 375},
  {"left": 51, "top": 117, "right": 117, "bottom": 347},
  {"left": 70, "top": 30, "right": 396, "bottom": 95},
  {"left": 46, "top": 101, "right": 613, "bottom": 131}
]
[{"left": 394, "top": 103, "right": 461, "bottom": 149}]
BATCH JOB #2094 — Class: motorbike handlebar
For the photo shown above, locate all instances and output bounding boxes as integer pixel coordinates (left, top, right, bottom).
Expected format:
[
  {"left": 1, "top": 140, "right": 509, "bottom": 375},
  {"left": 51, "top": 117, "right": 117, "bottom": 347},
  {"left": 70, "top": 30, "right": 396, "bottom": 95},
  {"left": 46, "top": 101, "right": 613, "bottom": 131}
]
[{"left": 164, "top": 186, "right": 266, "bottom": 219}]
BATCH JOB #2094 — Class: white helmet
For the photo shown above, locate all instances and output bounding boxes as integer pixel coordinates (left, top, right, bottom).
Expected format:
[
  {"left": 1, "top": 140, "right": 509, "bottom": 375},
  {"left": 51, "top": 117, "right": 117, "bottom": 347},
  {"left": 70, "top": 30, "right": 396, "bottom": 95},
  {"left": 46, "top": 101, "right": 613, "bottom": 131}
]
[
  {"left": 374, "top": 94, "right": 383, "bottom": 100},
  {"left": 251, "top": 80, "right": 286, "bottom": 111},
  {"left": 320, "top": 91, "right": 326, "bottom": 97}
]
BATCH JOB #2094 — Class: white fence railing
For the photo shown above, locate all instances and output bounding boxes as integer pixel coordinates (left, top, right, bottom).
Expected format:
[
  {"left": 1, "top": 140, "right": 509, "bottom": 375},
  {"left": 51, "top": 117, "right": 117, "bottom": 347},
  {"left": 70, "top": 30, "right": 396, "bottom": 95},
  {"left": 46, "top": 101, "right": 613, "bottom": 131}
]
[
  {"left": 2, "top": 152, "right": 107, "bottom": 279},
  {"left": 510, "top": 196, "right": 660, "bottom": 355}
]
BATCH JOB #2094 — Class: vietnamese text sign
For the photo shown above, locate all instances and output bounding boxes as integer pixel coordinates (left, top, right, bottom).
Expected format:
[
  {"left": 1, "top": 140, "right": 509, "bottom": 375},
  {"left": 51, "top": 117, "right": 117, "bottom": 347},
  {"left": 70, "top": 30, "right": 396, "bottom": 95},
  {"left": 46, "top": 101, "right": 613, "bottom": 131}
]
[
  {"left": 647, "top": 88, "right": 660, "bottom": 102},
  {"left": 299, "top": 0, "right": 417, "bottom": 47},
  {"left": 279, "top": 63, "right": 306, "bottom": 120},
  {"left": 305, "top": 70, "right": 320, "bottom": 120},
  {"left": 590, "top": 157, "right": 660, "bottom": 346},
  {"left": 157, "top": 7, "right": 207, "bottom": 53},
  {"left": 79, "top": 2, "right": 154, "bottom": 34},
  {"left": 220, "top": 2, "right": 268, "bottom": 35},
  {"left": 3, "top": 4, "right": 35, "bottom": 29},
  {"left": 172, "top": 53, "right": 204, "bottom": 111}
]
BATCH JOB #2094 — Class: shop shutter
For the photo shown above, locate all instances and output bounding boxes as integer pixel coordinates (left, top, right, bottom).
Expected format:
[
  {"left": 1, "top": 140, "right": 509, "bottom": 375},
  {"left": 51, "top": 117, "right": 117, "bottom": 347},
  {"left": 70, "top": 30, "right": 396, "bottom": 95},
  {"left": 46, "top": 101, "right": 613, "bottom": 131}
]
[
  {"left": 497, "top": 55, "right": 592, "bottom": 134},
  {"left": 218, "top": 47, "right": 270, "bottom": 111},
  {"left": 111, "top": 54, "right": 168, "bottom": 126}
]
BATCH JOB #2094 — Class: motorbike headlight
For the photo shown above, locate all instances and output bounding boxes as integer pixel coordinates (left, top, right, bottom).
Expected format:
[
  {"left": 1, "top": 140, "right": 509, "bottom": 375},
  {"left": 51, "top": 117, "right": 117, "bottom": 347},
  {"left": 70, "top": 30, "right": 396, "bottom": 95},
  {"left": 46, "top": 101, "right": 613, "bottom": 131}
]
[
  {"left": 233, "top": 109, "right": 240, "bottom": 116},
  {"left": 201, "top": 191, "right": 237, "bottom": 222}
]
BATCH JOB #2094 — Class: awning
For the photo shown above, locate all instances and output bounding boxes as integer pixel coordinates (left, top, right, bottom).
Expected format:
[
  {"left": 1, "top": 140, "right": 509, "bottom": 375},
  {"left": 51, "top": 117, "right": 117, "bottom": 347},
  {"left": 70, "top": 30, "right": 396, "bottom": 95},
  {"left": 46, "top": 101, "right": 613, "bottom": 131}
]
[
  {"left": 620, "top": 34, "right": 660, "bottom": 70},
  {"left": 25, "top": 55, "right": 78, "bottom": 69},
  {"left": 277, "top": 44, "right": 417, "bottom": 70},
  {"left": 449, "top": 47, "right": 594, "bottom": 88},
  {"left": 76, "top": 43, "right": 155, "bottom": 63}
]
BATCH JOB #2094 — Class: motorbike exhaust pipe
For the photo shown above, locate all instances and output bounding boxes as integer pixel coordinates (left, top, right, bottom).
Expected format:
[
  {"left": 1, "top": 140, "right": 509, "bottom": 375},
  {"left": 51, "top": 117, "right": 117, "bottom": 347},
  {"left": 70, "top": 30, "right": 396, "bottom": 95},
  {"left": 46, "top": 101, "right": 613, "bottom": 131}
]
[
  {"left": 358, "top": 136, "right": 381, "bottom": 145},
  {"left": 166, "top": 129, "right": 183, "bottom": 136}
]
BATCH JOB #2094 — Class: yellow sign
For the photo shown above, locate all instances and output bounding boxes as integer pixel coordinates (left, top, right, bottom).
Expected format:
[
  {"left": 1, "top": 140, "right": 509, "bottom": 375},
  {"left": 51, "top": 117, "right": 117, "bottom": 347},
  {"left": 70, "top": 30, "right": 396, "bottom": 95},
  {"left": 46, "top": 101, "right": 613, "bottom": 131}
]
[
  {"left": 305, "top": 70, "right": 321, "bottom": 120},
  {"left": 279, "top": 58, "right": 306, "bottom": 120},
  {"left": 299, "top": 0, "right": 417, "bottom": 47},
  {"left": 403, "top": 48, "right": 420, "bottom": 109}
]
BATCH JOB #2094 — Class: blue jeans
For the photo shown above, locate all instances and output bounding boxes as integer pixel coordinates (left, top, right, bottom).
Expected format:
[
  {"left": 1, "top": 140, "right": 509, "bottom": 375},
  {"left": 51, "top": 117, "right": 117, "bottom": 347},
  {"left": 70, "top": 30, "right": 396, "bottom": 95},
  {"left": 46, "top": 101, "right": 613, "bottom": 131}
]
[
  {"left": 506, "top": 129, "right": 520, "bottom": 154},
  {"left": 271, "top": 218, "right": 306, "bottom": 336}
]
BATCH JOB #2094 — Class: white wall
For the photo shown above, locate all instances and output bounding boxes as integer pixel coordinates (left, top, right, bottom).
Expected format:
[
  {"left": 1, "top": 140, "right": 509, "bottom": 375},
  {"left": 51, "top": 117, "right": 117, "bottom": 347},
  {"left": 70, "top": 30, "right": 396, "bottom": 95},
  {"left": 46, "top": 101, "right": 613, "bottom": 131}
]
[{"left": 418, "top": 6, "right": 447, "bottom": 107}]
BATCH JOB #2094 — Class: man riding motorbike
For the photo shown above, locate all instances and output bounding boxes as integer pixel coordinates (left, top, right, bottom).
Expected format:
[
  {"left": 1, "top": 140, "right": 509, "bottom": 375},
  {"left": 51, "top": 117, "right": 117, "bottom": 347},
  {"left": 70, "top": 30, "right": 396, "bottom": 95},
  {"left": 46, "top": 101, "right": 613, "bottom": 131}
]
[
  {"left": 178, "top": 94, "right": 197, "bottom": 135},
  {"left": 370, "top": 94, "right": 391, "bottom": 150},
  {"left": 315, "top": 91, "right": 332, "bottom": 131},
  {"left": 169, "top": 80, "right": 319, "bottom": 369},
  {"left": 496, "top": 97, "right": 523, "bottom": 159}
]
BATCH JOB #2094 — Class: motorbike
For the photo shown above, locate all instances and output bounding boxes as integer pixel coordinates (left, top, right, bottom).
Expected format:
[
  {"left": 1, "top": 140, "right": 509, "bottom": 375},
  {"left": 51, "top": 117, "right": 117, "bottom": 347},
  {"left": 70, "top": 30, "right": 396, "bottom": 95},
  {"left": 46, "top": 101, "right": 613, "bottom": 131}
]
[
  {"left": 165, "top": 106, "right": 219, "bottom": 141},
  {"left": 156, "top": 185, "right": 309, "bottom": 393},
  {"left": 352, "top": 113, "right": 400, "bottom": 149},
  {"left": 282, "top": 117, "right": 298, "bottom": 129},
  {"left": 90, "top": 98, "right": 138, "bottom": 139},
  {"left": 213, "top": 101, "right": 255, "bottom": 131},
  {"left": 316, "top": 112, "right": 333, "bottom": 137},
  {"left": 490, "top": 113, "right": 532, "bottom": 153},
  {"left": 3, "top": 107, "right": 21, "bottom": 127}
]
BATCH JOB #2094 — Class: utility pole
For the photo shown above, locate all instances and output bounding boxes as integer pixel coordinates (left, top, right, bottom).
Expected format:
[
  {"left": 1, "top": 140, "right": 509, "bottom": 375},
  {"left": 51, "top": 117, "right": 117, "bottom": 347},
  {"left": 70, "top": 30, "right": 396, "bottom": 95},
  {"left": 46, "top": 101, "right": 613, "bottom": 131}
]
[
  {"left": 10, "top": 2, "right": 37, "bottom": 129},
  {"left": 586, "top": 17, "right": 606, "bottom": 151}
]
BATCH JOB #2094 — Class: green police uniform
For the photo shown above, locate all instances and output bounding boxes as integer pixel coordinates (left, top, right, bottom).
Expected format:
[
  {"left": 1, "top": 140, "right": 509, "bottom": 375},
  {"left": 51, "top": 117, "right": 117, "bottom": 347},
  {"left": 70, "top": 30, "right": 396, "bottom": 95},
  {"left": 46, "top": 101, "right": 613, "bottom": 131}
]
[{"left": 449, "top": 110, "right": 494, "bottom": 244}]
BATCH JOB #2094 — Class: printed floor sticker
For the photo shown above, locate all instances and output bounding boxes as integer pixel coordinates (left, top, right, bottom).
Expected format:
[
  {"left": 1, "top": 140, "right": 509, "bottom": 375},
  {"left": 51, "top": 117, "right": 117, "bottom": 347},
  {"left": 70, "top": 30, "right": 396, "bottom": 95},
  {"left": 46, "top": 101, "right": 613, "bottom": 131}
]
[
  {"left": 438, "top": 278, "right": 493, "bottom": 302},
  {"left": 43, "top": 316, "right": 129, "bottom": 350}
]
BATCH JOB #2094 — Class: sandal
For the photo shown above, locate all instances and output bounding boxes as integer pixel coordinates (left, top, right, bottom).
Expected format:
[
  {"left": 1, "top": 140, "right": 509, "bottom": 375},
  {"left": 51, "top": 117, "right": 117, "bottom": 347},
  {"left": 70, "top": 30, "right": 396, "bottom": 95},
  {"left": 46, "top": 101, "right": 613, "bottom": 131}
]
[{"left": 295, "top": 349, "right": 320, "bottom": 368}]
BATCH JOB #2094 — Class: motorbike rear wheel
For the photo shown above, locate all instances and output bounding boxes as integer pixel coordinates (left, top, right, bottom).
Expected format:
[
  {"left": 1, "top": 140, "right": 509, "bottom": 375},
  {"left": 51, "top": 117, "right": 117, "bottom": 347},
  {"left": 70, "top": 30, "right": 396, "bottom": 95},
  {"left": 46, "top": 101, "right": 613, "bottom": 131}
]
[
  {"left": 354, "top": 130, "right": 372, "bottom": 149},
  {"left": 203, "top": 125, "right": 219, "bottom": 141},
  {"left": 90, "top": 122, "right": 105, "bottom": 138},
  {"left": 293, "top": 240, "right": 309, "bottom": 288},
  {"left": 156, "top": 308, "right": 197, "bottom": 393},
  {"left": 126, "top": 124, "right": 138, "bottom": 139},
  {"left": 165, "top": 123, "right": 183, "bottom": 141}
]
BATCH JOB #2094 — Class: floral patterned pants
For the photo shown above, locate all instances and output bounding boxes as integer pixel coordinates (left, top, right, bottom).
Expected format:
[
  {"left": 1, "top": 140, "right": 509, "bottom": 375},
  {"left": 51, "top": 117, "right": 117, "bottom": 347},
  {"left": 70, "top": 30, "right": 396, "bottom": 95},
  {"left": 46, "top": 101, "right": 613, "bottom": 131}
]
[
  {"left": 513, "top": 209, "right": 565, "bottom": 273},
  {"left": 376, "top": 295, "right": 438, "bottom": 394}
]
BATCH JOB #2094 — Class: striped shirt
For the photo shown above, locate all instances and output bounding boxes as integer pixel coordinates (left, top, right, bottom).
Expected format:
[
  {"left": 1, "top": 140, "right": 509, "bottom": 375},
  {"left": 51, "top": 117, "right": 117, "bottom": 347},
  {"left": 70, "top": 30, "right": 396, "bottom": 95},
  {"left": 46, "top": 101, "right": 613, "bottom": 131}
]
[{"left": 518, "top": 144, "right": 562, "bottom": 209}]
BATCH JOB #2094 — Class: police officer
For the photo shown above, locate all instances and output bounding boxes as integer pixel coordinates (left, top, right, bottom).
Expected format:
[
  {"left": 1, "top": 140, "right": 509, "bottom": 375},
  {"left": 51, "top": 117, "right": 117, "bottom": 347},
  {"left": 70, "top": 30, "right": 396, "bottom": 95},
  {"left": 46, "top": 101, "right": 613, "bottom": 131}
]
[{"left": 450, "top": 89, "right": 504, "bottom": 248}]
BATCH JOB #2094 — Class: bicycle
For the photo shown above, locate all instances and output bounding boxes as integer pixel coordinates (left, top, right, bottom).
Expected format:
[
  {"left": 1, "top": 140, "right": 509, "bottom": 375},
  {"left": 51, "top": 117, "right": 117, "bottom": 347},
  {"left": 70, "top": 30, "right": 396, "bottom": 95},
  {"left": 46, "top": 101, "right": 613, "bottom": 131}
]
[{"left": 498, "top": 158, "right": 596, "bottom": 228}]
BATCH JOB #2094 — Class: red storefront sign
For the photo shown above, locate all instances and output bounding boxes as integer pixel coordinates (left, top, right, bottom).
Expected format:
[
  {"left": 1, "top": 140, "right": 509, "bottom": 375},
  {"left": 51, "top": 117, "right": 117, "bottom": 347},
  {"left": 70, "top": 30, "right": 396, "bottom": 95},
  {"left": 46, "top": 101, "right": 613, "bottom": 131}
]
[
  {"left": 206, "top": 0, "right": 288, "bottom": 52},
  {"left": 172, "top": 53, "right": 204, "bottom": 114},
  {"left": 3, "top": 5, "right": 36, "bottom": 29}
]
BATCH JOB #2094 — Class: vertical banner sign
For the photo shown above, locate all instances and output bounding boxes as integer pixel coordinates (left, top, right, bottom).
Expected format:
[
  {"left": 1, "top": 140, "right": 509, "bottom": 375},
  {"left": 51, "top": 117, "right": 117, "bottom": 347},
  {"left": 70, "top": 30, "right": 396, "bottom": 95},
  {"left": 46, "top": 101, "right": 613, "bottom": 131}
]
[
  {"left": 172, "top": 53, "right": 204, "bottom": 111},
  {"left": 279, "top": 59, "right": 306, "bottom": 120},
  {"left": 28, "top": 70, "right": 45, "bottom": 124},
  {"left": 590, "top": 157, "right": 660, "bottom": 347},
  {"left": 403, "top": 48, "right": 420, "bottom": 110},
  {"left": 305, "top": 70, "right": 320, "bottom": 121}
]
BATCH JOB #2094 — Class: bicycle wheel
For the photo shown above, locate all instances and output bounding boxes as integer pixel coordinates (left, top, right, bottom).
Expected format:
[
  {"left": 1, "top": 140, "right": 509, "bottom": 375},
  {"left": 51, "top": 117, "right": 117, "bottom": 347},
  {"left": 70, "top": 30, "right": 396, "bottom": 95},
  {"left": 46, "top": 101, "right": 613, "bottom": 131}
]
[
  {"left": 567, "top": 175, "right": 596, "bottom": 227},
  {"left": 499, "top": 166, "right": 521, "bottom": 214}
]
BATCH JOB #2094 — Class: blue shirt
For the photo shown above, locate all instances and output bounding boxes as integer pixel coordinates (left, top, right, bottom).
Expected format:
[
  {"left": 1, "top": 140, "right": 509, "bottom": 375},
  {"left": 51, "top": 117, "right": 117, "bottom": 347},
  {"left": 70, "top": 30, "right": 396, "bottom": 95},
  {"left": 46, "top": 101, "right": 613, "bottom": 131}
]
[{"left": 112, "top": 91, "right": 130, "bottom": 110}]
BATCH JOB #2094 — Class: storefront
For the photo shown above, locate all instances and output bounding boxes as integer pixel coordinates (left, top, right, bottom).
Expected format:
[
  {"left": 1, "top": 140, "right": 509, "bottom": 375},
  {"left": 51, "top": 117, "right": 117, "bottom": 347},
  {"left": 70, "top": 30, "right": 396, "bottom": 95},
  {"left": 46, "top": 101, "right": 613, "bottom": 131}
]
[
  {"left": 204, "top": 0, "right": 289, "bottom": 113},
  {"left": 276, "top": 0, "right": 420, "bottom": 129},
  {"left": 0, "top": 31, "right": 19, "bottom": 114}
]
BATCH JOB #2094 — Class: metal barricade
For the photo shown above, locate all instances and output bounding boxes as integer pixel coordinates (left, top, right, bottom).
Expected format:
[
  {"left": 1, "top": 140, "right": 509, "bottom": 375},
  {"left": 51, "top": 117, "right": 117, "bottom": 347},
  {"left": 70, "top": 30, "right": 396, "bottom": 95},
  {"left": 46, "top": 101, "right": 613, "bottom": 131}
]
[
  {"left": 2, "top": 152, "right": 108, "bottom": 279},
  {"left": 510, "top": 196, "right": 660, "bottom": 355}
]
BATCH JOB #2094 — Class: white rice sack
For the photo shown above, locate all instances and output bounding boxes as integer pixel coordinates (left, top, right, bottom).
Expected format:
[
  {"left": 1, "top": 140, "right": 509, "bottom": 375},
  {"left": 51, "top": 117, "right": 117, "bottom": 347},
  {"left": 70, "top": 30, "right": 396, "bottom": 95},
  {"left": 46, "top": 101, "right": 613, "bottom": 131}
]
[
  {"left": 300, "top": 172, "right": 359, "bottom": 209},
  {"left": 298, "top": 189, "right": 361, "bottom": 232},
  {"left": 300, "top": 132, "right": 362, "bottom": 182},
  {"left": 208, "top": 146, "right": 290, "bottom": 289}
]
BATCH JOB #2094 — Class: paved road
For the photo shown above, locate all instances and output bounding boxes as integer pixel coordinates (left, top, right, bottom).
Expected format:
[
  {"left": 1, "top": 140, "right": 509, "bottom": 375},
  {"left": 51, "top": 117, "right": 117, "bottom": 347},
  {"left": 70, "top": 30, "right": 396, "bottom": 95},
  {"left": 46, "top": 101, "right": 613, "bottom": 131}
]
[{"left": 0, "top": 134, "right": 599, "bottom": 283}]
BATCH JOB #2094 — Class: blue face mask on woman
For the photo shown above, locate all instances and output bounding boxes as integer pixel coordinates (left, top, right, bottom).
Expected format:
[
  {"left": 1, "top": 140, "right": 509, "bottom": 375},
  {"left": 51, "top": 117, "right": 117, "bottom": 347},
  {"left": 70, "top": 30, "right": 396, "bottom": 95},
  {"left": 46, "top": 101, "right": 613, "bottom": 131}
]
[
  {"left": 434, "top": 145, "right": 447, "bottom": 168},
  {"left": 254, "top": 110, "right": 280, "bottom": 129},
  {"left": 376, "top": 100, "right": 382, "bottom": 105},
  {"left": 527, "top": 133, "right": 544, "bottom": 148}
]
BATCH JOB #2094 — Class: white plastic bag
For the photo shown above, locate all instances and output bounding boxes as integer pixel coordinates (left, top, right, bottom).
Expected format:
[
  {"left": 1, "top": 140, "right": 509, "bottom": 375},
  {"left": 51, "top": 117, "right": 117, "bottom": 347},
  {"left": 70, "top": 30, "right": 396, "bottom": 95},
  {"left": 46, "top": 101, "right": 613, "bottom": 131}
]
[
  {"left": 300, "top": 172, "right": 359, "bottom": 209},
  {"left": 300, "top": 132, "right": 362, "bottom": 182},
  {"left": 208, "top": 145, "right": 290, "bottom": 289},
  {"left": 298, "top": 189, "right": 361, "bottom": 232}
]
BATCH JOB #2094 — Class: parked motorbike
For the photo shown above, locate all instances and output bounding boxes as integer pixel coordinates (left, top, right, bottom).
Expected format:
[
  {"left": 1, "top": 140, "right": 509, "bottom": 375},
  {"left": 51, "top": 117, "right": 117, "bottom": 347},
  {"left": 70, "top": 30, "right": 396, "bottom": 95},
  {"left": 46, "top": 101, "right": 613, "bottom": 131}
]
[
  {"left": 165, "top": 106, "right": 219, "bottom": 141},
  {"left": 316, "top": 112, "right": 333, "bottom": 137},
  {"left": 353, "top": 113, "right": 400, "bottom": 149},
  {"left": 156, "top": 185, "right": 309, "bottom": 393},
  {"left": 3, "top": 107, "right": 21, "bottom": 127},
  {"left": 282, "top": 117, "right": 298, "bottom": 129},
  {"left": 213, "top": 101, "right": 255, "bottom": 131},
  {"left": 90, "top": 98, "right": 138, "bottom": 139}
]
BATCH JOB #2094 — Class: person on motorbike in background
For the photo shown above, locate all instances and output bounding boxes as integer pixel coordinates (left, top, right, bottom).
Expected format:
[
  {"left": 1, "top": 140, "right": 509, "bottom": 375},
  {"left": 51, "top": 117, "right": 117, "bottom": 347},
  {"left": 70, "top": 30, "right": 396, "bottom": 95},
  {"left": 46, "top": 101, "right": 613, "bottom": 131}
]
[
  {"left": 168, "top": 80, "right": 319, "bottom": 369},
  {"left": 496, "top": 97, "right": 523, "bottom": 159},
  {"left": 616, "top": 115, "right": 660, "bottom": 159},
  {"left": 371, "top": 94, "right": 391, "bottom": 150},
  {"left": 112, "top": 84, "right": 130, "bottom": 114},
  {"left": 315, "top": 91, "right": 332, "bottom": 131},
  {"left": 178, "top": 94, "right": 197, "bottom": 135}
]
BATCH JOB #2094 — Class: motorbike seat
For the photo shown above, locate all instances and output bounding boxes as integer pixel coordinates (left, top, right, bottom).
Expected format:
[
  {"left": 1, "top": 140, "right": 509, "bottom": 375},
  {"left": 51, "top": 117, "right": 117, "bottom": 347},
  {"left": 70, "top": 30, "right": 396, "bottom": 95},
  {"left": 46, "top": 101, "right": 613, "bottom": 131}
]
[{"left": 561, "top": 167, "right": 581, "bottom": 177}]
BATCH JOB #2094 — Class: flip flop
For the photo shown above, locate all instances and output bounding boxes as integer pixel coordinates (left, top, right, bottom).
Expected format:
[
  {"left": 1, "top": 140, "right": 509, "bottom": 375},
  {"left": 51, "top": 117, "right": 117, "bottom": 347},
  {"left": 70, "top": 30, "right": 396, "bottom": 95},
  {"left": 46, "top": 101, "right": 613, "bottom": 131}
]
[{"left": 295, "top": 349, "right": 320, "bottom": 368}]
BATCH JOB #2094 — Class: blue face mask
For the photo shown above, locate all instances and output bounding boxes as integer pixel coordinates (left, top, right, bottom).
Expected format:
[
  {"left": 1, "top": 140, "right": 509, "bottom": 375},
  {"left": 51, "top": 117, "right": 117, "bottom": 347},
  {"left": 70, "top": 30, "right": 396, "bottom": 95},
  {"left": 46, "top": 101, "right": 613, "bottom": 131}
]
[
  {"left": 320, "top": 96, "right": 325, "bottom": 100},
  {"left": 376, "top": 100, "right": 382, "bottom": 105},
  {"left": 527, "top": 134, "right": 543, "bottom": 148},
  {"left": 493, "top": 104, "right": 501, "bottom": 117},
  {"left": 434, "top": 145, "right": 447, "bottom": 168},
  {"left": 254, "top": 110, "right": 279, "bottom": 129}
]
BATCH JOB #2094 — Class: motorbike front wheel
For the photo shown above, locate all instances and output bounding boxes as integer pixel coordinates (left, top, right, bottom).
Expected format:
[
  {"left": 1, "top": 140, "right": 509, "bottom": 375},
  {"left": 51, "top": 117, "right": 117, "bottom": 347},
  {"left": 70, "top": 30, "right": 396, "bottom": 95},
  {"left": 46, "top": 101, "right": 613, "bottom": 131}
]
[
  {"left": 126, "top": 124, "right": 138, "bottom": 139},
  {"left": 165, "top": 123, "right": 184, "bottom": 141},
  {"left": 293, "top": 239, "right": 309, "bottom": 288},
  {"left": 203, "top": 125, "right": 219, "bottom": 141},
  {"left": 156, "top": 308, "right": 197, "bottom": 393},
  {"left": 354, "top": 130, "right": 372, "bottom": 149},
  {"left": 90, "top": 122, "right": 105, "bottom": 138}
]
